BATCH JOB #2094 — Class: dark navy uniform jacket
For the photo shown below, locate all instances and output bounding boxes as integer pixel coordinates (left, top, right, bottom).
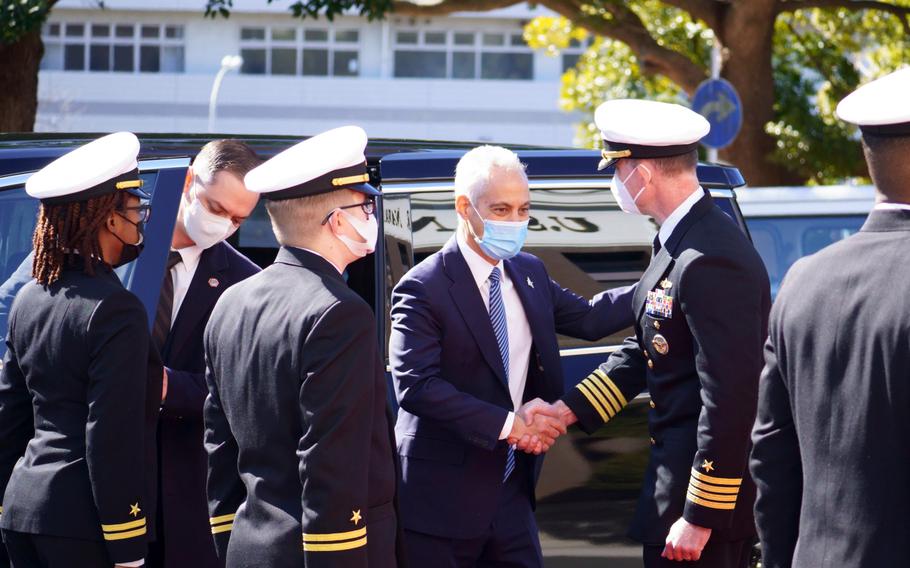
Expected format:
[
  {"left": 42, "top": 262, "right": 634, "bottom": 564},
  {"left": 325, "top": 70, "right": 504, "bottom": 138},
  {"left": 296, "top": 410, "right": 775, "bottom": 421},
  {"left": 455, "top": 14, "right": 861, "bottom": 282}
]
[
  {"left": 156, "top": 241, "right": 259, "bottom": 568},
  {"left": 750, "top": 208, "right": 910, "bottom": 568},
  {"left": 388, "top": 236, "right": 635, "bottom": 539},
  {"left": 563, "top": 192, "right": 770, "bottom": 545},
  {"left": 0, "top": 262, "right": 162, "bottom": 564},
  {"left": 203, "top": 246, "right": 401, "bottom": 568}
]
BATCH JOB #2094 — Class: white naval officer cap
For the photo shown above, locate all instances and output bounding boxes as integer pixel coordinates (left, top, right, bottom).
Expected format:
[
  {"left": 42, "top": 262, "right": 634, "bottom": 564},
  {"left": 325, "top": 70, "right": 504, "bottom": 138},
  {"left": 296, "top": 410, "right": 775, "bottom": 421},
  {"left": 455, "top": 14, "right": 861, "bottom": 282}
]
[
  {"left": 836, "top": 67, "right": 910, "bottom": 137},
  {"left": 244, "top": 125, "right": 381, "bottom": 201},
  {"left": 25, "top": 132, "right": 149, "bottom": 205},
  {"left": 594, "top": 99, "right": 711, "bottom": 170}
]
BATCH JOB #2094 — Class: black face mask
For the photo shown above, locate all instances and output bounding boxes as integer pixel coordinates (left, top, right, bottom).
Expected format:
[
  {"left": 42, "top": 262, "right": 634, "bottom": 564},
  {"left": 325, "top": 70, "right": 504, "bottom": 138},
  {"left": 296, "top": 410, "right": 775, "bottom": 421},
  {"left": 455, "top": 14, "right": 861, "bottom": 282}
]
[{"left": 111, "top": 213, "right": 146, "bottom": 268}]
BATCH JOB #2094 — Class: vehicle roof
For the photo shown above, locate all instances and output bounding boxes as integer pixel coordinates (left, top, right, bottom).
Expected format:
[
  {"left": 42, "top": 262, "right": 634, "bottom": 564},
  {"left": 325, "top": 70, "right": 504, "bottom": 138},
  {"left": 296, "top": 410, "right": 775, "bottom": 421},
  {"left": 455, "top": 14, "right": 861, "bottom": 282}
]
[
  {"left": 736, "top": 185, "right": 876, "bottom": 217},
  {"left": 0, "top": 132, "right": 745, "bottom": 188}
]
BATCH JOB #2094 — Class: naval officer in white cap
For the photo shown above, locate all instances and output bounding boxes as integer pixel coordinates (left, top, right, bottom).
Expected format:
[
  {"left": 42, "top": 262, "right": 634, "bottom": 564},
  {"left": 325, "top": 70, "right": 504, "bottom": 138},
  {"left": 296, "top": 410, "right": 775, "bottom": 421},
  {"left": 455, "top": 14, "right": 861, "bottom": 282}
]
[
  {"left": 0, "top": 132, "right": 161, "bottom": 568},
  {"left": 751, "top": 67, "right": 910, "bottom": 568},
  {"left": 203, "top": 126, "right": 402, "bottom": 568},
  {"left": 542, "top": 99, "right": 770, "bottom": 567}
]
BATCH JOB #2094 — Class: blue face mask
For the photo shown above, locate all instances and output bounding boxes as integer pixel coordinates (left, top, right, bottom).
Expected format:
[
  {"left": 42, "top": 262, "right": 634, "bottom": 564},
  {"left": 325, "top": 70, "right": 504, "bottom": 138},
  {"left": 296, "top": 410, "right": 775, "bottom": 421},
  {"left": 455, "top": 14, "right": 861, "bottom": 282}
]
[{"left": 467, "top": 203, "right": 529, "bottom": 260}]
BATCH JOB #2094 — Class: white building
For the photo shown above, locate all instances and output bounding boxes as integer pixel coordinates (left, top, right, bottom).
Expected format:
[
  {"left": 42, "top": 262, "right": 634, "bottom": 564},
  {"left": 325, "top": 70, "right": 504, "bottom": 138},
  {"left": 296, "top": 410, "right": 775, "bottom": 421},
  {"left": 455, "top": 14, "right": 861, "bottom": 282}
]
[{"left": 37, "top": 0, "right": 586, "bottom": 146}]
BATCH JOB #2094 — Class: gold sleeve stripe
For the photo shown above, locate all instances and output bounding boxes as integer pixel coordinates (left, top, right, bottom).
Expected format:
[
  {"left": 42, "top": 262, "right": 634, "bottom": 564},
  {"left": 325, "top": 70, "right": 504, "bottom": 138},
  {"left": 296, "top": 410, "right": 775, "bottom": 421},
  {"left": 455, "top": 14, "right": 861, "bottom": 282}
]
[
  {"left": 581, "top": 378, "right": 617, "bottom": 418},
  {"left": 303, "top": 527, "right": 367, "bottom": 543},
  {"left": 584, "top": 376, "right": 621, "bottom": 415},
  {"left": 689, "top": 478, "right": 740, "bottom": 495},
  {"left": 210, "top": 513, "right": 236, "bottom": 525},
  {"left": 686, "top": 492, "right": 736, "bottom": 510},
  {"left": 575, "top": 382, "right": 609, "bottom": 422},
  {"left": 594, "top": 369, "right": 628, "bottom": 408},
  {"left": 103, "top": 526, "right": 147, "bottom": 541},
  {"left": 687, "top": 486, "right": 738, "bottom": 503},
  {"left": 690, "top": 468, "right": 742, "bottom": 486},
  {"left": 102, "top": 518, "right": 146, "bottom": 532},
  {"left": 304, "top": 536, "right": 368, "bottom": 552},
  {"left": 212, "top": 523, "right": 233, "bottom": 535}
]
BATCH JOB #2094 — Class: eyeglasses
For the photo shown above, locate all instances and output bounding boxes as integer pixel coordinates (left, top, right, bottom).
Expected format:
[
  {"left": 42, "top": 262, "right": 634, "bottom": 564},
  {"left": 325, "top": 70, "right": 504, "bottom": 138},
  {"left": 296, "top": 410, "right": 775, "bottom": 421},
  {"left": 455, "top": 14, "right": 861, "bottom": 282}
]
[
  {"left": 321, "top": 198, "right": 376, "bottom": 225},
  {"left": 122, "top": 204, "right": 152, "bottom": 224}
]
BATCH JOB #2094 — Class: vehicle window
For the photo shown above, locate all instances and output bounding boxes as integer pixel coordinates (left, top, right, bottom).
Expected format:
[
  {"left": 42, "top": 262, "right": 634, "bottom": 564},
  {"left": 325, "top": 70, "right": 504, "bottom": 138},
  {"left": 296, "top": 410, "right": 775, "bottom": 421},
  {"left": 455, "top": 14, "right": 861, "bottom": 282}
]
[{"left": 745, "top": 214, "right": 866, "bottom": 298}]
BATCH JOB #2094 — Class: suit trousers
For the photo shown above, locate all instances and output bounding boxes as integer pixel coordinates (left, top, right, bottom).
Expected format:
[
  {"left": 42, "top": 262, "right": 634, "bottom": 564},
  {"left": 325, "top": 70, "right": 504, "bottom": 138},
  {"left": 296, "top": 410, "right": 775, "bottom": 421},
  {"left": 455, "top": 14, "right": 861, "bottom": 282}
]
[
  {"left": 1, "top": 530, "right": 112, "bottom": 568},
  {"left": 403, "top": 460, "right": 542, "bottom": 568},
  {"left": 642, "top": 538, "right": 755, "bottom": 568}
]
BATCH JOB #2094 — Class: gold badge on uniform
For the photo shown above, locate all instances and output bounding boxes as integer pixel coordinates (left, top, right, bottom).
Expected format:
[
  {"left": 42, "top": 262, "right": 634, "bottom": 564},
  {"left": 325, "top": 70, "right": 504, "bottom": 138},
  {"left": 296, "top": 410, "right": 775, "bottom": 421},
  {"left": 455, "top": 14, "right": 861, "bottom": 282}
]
[
  {"left": 660, "top": 279, "right": 673, "bottom": 290},
  {"left": 652, "top": 334, "right": 669, "bottom": 355}
]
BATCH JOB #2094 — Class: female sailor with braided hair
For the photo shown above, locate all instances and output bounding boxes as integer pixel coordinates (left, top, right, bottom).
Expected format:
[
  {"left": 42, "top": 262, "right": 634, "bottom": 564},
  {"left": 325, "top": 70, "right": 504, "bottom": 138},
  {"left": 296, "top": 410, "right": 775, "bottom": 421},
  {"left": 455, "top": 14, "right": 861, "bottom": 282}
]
[{"left": 0, "top": 132, "right": 162, "bottom": 568}]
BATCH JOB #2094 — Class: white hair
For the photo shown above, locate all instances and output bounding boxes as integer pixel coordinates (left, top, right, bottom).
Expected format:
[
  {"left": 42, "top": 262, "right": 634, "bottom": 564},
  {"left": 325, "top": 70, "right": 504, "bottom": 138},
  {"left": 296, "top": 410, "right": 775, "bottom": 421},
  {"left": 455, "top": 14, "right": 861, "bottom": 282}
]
[{"left": 453, "top": 145, "right": 528, "bottom": 205}]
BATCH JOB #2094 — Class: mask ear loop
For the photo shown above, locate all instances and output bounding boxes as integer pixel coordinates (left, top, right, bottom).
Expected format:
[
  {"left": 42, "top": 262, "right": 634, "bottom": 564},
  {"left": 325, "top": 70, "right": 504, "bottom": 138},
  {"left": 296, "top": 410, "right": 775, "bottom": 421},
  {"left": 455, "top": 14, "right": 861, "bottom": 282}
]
[{"left": 630, "top": 164, "right": 652, "bottom": 204}]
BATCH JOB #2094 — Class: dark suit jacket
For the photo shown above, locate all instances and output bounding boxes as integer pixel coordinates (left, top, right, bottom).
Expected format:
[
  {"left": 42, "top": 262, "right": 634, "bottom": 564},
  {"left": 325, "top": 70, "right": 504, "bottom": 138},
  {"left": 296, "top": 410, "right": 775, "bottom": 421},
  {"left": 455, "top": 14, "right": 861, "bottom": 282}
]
[
  {"left": 388, "top": 236, "right": 635, "bottom": 539},
  {"left": 750, "top": 208, "right": 910, "bottom": 568},
  {"left": 155, "top": 241, "right": 259, "bottom": 568},
  {"left": 563, "top": 192, "right": 771, "bottom": 545},
  {"left": 0, "top": 263, "right": 161, "bottom": 564},
  {"left": 204, "top": 247, "right": 400, "bottom": 568}
]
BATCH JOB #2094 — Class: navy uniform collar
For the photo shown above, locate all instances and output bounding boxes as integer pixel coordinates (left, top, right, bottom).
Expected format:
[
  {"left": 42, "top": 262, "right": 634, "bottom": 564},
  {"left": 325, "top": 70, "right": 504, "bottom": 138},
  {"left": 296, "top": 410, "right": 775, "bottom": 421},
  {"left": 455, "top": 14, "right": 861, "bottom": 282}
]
[
  {"left": 274, "top": 246, "right": 345, "bottom": 282},
  {"left": 861, "top": 207, "right": 910, "bottom": 233}
]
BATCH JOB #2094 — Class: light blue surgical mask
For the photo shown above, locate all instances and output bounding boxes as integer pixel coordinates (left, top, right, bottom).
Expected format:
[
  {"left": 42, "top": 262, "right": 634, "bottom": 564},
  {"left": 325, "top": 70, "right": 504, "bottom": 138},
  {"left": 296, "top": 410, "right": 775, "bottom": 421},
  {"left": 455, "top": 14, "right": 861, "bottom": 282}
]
[{"left": 466, "top": 202, "right": 529, "bottom": 260}]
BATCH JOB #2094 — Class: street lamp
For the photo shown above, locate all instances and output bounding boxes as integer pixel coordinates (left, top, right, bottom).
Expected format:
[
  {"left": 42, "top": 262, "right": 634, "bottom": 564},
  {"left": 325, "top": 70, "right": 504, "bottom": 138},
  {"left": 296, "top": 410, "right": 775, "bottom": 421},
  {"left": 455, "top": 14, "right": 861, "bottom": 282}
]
[{"left": 208, "top": 55, "right": 243, "bottom": 133}]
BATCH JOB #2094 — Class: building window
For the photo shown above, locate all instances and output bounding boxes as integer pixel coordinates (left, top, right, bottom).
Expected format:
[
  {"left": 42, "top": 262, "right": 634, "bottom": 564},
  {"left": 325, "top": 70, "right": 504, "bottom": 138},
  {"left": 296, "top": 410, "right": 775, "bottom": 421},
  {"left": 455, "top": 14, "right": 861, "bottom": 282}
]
[
  {"left": 393, "top": 29, "right": 533, "bottom": 80},
  {"left": 561, "top": 37, "right": 592, "bottom": 72},
  {"left": 41, "top": 22, "right": 185, "bottom": 73},
  {"left": 239, "top": 26, "right": 360, "bottom": 77}
]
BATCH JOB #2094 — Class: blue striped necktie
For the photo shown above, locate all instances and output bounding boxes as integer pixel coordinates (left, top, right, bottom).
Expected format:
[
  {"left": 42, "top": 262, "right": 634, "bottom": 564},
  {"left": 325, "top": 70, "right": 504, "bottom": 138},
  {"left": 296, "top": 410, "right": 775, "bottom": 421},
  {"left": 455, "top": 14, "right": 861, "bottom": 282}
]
[{"left": 488, "top": 267, "right": 515, "bottom": 482}]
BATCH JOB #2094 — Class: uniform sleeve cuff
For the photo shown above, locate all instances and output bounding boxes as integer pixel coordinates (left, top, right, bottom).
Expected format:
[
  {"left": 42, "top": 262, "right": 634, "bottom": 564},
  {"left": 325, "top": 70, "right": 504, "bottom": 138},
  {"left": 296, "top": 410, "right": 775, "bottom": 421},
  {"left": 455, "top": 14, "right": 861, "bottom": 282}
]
[
  {"left": 499, "top": 411, "right": 515, "bottom": 440},
  {"left": 683, "top": 467, "right": 741, "bottom": 529},
  {"left": 563, "top": 369, "right": 628, "bottom": 434}
]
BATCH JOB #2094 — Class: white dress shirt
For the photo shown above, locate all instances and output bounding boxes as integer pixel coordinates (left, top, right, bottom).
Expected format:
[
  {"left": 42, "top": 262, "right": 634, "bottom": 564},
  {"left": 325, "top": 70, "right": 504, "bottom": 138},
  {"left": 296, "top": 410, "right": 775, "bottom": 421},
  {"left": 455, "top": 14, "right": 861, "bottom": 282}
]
[
  {"left": 456, "top": 231, "right": 533, "bottom": 441},
  {"left": 658, "top": 186, "right": 705, "bottom": 248},
  {"left": 169, "top": 245, "right": 204, "bottom": 325},
  {"left": 874, "top": 201, "right": 910, "bottom": 211}
]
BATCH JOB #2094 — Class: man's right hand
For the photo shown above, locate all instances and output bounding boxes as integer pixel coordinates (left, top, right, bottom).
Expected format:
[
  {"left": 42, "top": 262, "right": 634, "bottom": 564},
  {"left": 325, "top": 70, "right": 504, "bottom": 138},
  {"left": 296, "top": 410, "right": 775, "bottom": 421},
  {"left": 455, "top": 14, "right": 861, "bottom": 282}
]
[{"left": 508, "top": 399, "right": 567, "bottom": 454}]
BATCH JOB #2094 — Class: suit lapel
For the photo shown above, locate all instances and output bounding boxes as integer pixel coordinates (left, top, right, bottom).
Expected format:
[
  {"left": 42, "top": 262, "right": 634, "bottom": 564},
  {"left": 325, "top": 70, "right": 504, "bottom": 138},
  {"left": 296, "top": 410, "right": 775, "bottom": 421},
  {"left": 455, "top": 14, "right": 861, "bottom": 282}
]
[
  {"left": 442, "top": 238, "right": 511, "bottom": 394},
  {"left": 164, "top": 243, "right": 228, "bottom": 361}
]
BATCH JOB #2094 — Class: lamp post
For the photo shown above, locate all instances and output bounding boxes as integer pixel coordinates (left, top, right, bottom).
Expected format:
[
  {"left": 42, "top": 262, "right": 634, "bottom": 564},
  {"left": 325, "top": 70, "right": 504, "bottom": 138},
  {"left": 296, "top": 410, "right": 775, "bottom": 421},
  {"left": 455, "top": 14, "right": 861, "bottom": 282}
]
[{"left": 208, "top": 55, "right": 243, "bottom": 133}]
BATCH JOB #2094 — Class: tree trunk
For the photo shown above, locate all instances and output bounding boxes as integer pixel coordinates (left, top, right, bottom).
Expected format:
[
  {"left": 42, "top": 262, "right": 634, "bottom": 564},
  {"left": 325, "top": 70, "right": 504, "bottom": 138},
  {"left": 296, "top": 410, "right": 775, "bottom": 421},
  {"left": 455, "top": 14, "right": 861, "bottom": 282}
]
[
  {"left": 717, "top": 2, "right": 801, "bottom": 186},
  {"left": 0, "top": 29, "right": 43, "bottom": 133}
]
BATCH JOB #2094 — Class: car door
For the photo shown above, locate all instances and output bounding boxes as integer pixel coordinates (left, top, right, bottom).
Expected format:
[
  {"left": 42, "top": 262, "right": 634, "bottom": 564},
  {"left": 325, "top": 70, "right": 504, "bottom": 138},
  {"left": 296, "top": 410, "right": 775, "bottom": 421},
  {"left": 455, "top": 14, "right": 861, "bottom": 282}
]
[{"left": 0, "top": 157, "right": 188, "bottom": 359}]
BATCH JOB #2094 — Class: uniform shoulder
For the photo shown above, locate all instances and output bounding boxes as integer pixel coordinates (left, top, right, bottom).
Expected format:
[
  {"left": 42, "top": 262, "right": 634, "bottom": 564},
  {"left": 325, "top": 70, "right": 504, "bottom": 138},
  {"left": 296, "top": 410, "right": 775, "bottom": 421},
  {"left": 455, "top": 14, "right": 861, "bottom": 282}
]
[{"left": 219, "top": 241, "right": 262, "bottom": 278}]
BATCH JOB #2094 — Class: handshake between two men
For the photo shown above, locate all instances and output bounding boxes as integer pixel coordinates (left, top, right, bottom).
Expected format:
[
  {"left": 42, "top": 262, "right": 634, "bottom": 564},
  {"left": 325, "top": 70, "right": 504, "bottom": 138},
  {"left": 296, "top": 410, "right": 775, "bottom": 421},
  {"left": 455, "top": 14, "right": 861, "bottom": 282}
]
[{"left": 506, "top": 398, "right": 580, "bottom": 455}]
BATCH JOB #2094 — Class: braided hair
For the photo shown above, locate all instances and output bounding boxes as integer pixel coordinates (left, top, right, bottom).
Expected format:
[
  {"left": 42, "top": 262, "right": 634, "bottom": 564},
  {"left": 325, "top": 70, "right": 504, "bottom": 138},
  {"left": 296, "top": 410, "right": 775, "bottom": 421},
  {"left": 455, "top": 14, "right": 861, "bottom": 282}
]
[{"left": 32, "top": 191, "right": 128, "bottom": 286}]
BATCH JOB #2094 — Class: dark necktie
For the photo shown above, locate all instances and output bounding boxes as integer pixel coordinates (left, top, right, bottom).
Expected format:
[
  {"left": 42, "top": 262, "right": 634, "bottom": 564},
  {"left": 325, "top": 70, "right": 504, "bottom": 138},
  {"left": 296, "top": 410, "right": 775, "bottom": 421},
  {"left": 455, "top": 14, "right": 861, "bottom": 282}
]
[
  {"left": 652, "top": 234, "right": 662, "bottom": 258},
  {"left": 152, "top": 251, "right": 183, "bottom": 350}
]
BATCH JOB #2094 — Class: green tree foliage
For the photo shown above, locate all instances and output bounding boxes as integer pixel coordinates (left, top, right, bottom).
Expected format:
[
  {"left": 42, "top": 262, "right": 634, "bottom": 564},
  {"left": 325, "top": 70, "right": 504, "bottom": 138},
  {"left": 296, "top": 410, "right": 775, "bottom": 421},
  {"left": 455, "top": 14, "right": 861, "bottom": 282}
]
[
  {"left": 0, "top": 0, "right": 54, "bottom": 44},
  {"left": 526, "top": 2, "right": 909, "bottom": 184}
]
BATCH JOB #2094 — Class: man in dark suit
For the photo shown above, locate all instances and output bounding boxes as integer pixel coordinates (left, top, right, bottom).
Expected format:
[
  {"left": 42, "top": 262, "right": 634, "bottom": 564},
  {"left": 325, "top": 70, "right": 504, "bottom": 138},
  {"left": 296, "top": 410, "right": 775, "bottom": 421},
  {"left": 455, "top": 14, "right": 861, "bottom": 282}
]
[
  {"left": 550, "top": 100, "right": 770, "bottom": 567},
  {"left": 148, "top": 140, "right": 261, "bottom": 568},
  {"left": 388, "top": 145, "right": 636, "bottom": 566},
  {"left": 204, "top": 126, "right": 401, "bottom": 568},
  {"left": 750, "top": 68, "right": 910, "bottom": 568}
]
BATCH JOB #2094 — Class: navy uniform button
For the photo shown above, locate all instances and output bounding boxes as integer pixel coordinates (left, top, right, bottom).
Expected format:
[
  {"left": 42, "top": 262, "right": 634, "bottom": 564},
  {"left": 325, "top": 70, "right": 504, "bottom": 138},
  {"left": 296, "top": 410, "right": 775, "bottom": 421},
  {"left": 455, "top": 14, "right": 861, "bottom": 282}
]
[
  {"left": 647, "top": 360, "right": 654, "bottom": 370},
  {"left": 650, "top": 437, "right": 656, "bottom": 446},
  {"left": 649, "top": 400, "right": 656, "bottom": 409}
]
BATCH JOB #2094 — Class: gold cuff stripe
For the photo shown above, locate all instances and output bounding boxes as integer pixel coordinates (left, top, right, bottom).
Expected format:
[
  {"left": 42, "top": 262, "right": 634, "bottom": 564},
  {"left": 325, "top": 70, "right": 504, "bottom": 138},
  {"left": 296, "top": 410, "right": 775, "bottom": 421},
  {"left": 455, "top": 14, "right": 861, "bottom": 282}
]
[
  {"left": 303, "top": 527, "right": 367, "bottom": 543},
  {"left": 581, "top": 378, "right": 617, "bottom": 418},
  {"left": 690, "top": 468, "right": 742, "bottom": 486},
  {"left": 210, "top": 513, "right": 236, "bottom": 525},
  {"left": 212, "top": 523, "right": 233, "bottom": 535},
  {"left": 332, "top": 173, "right": 370, "bottom": 187},
  {"left": 576, "top": 383, "right": 609, "bottom": 423},
  {"left": 594, "top": 369, "right": 628, "bottom": 407},
  {"left": 115, "top": 180, "right": 144, "bottom": 190},
  {"left": 103, "top": 526, "right": 147, "bottom": 541},
  {"left": 689, "top": 478, "right": 740, "bottom": 495},
  {"left": 688, "top": 486, "right": 738, "bottom": 503},
  {"left": 304, "top": 536, "right": 368, "bottom": 552},
  {"left": 686, "top": 492, "right": 736, "bottom": 510},
  {"left": 102, "top": 518, "right": 146, "bottom": 532},
  {"left": 585, "top": 376, "right": 621, "bottom": 415}
]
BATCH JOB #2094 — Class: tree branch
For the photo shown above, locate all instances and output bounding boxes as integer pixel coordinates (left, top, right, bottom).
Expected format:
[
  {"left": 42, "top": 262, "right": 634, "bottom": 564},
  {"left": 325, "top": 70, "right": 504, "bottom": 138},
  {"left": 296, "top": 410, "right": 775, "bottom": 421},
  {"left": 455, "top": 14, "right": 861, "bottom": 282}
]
[
  {"left": 657, "top": 0, "right": 721, "bottom": 30},
  {"left": 778, "top": 0, "right": 910, "bottom": 33}
]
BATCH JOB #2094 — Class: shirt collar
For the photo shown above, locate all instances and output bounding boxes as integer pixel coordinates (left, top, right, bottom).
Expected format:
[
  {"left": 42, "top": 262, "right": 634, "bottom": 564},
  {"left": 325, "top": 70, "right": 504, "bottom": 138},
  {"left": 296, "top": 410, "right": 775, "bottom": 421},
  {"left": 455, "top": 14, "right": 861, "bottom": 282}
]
[
  {"left": 456, "top": 229, "right": 504, "bottom": 288},
  {"left": 173, "top": 244, "right": 204, "bottom": 273},
  {"left": 658, "top": 186, "right": 704, "bottom": 247},
  {"left": 874, "top": 201, "right": 910, "bottom": 212}
]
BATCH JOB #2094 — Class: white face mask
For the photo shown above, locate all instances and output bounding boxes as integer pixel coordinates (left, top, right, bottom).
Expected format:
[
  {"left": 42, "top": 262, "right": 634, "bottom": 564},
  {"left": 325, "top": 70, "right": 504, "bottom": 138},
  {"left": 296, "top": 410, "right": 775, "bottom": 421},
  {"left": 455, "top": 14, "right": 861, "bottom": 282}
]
[
  {"left": 610, "top": 164, "right": 651, "bottom": 215},
  {"left": 334, "top": 208, "right": 378, "bottom": 258},
  {"left": 183, "top": 183, "right": 238, "bottom": 250}
]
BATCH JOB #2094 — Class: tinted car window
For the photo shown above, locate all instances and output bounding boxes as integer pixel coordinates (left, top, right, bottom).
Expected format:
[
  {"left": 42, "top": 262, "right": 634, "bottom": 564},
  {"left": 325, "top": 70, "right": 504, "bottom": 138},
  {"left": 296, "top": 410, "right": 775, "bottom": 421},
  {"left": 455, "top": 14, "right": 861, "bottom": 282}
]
[{"left": 745, "top": 215, "right": 865, "bottom": 297}]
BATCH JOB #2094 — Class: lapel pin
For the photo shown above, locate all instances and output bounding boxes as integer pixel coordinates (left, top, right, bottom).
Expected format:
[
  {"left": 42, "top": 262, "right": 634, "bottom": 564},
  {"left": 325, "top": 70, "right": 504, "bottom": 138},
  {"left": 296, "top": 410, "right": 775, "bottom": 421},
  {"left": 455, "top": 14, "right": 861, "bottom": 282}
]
[
  {"left": 208, "top": 278, "right": 220, "bottom": 288},
  {"left": 527, "top": 277, "right": 534, "bottom": 289}
]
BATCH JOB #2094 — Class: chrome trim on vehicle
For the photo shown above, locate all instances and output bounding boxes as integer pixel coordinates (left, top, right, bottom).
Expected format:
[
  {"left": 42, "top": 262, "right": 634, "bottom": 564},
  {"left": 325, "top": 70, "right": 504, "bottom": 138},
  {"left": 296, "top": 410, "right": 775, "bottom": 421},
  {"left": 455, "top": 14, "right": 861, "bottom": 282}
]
[
  {"left": 558, "top": 345, "right": 621, "bottom": 358},
  {"left": 382, "top": 179, "right": 734, "bottom": 198}
]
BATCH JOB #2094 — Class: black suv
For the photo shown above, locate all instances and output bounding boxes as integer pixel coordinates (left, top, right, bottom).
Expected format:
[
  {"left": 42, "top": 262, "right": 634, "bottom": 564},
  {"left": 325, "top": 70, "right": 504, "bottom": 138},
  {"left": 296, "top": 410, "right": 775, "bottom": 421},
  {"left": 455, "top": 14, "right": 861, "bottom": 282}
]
[{"left": 0, "top": 134, "right": 749, "bottom": 568}]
